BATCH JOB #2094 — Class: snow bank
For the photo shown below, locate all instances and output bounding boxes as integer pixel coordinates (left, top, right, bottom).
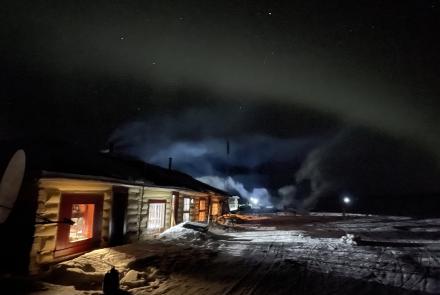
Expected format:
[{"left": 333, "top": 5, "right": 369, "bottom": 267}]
[
  {"left": 159, "top": 222, "right": 208, "bottom": 242},
  {"left": 340, "top": 233, "right": 358, "bottom": 245}
]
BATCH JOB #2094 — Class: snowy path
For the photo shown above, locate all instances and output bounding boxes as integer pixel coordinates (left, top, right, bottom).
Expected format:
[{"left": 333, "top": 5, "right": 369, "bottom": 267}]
[
  {"left": 211, "top": 236, "right": 438, "bottom": 294},
  {"left": 33, "top": 215, "right": 440, "bottom": 295},
  {"left": 213, "top": 215, "right": 440, "bottom": 294}
]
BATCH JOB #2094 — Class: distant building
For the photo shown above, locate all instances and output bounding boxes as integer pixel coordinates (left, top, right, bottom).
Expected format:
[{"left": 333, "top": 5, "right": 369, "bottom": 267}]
[{"left": 228, "top": 196, "right": 240, "bottom": 211}]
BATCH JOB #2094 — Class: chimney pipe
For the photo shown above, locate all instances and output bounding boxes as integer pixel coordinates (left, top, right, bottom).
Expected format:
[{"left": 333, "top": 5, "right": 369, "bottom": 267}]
[{"left": 168, "top": 157, "right": 173, "bottom": 170}]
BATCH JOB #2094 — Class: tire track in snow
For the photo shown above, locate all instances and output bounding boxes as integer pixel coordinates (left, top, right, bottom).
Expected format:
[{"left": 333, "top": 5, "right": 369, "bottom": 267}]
[
  {"left": 220, "top": 243, "right": 271, "bottom": 295},
  {"left": 243, "top": 234, "right": 286, "bottom": 294}
]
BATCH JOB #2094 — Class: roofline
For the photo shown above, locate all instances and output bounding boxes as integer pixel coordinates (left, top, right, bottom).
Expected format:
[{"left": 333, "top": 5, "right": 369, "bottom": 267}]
[
  {"left": 40, "top": 170, "right": 231, "bottom": 197},
  {"left": 41, "top": 170, "right": 148, "bottom": 186}
]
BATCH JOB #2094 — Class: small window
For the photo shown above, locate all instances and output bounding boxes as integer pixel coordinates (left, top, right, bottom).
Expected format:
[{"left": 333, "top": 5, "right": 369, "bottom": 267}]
[
  {"left": 211, "top": 202, "right": 220, "bottom": 216},
  {"left": 199, "top": 199, "right": 206, "bottom": 210},
  {"left": 182, "top": 197, "right": 191, "bottom": 222},
  {"left": 147, "top": 202, "right": 166, "bottom": 232},
  {"left": 69, "top": 204, "right": 95, "bottom": 242},
  {"left": 56, "top": 193, "right": 103, "bottom": 258},
  {"left": 198, "top": 199, "right": 207, "bottom": 222},
  {"left": 183, "top": 198, "right": 190, "bottom": 211}
]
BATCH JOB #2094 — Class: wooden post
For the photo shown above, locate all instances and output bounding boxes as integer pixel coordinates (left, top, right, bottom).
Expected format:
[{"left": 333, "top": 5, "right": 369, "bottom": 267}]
[
  {"left": 207, "top": 195, "right": 212, "bottom": 224},
  {"left": 172, "top": 191, "right": 179, "bottom": 226}
]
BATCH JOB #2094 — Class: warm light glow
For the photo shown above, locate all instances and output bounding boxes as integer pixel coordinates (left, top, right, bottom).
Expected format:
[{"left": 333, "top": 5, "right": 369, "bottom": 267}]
[
  {"left": 183, "top": 198, "right": 190, "bottom": 211},
  {"left": 147, "top": 202, "right": 166, "bottom": 231},
  {"left": 198, "top": 211, "right": 206, "bottom": 221},
  {"left": 199, "top": 199, "right": 206, "bottom": 210},
  {"left": 198, "top": 199, "right": 207, "bottom": 221},
  {"left": 211, "top": 202, "right": 220, "bottom": 215},
  {"left": 69, "top": 204, "right": 95, "bottom": 242},
  {"left": 183, "top": 197, "right": 191, "bottom": 222}
]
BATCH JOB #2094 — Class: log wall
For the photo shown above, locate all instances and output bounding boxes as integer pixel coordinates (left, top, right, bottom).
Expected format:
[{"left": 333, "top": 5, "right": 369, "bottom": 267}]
[
  {"left": 125, "top": 187, "right": 143, "bottom": 242},
  {"left": 139, "top": 187, "right": 173, "bottom": 238},
  {"left": 28, "top": 178, "right": 227, "bottom": 273},
  {"left": 29, "top": 179, "right": 113, "bottom": 274}
]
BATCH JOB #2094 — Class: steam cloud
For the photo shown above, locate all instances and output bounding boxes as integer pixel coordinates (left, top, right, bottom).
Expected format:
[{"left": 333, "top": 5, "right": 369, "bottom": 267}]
[
  {"left": 109, "top": 108, "right": 325, "bottom": 202},
  {"left": 197, "top": 176, "right": 271, "bottom": 206},
  {"left": 277, "top": 185, "right": 297, "bottom": 209}
]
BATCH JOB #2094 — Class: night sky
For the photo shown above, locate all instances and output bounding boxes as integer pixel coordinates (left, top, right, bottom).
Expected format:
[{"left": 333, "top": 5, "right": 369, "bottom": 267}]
[{"left": 2, "top": 1, "right": 440, "bottom": 209}]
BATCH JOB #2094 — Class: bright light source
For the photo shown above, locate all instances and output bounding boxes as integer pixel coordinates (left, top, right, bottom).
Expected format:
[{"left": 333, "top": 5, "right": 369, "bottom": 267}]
[
  {"left": 250, "top": 197, "right": 259, "bottom": 205},
  {"left": 343, "top": 196, "right": 351, "bottom": 204}
]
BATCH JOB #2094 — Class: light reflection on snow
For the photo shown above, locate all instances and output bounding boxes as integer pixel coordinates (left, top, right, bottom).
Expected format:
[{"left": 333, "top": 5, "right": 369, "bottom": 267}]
[{"left": 51, "top": 215, "right": 440, "bottom": 294}]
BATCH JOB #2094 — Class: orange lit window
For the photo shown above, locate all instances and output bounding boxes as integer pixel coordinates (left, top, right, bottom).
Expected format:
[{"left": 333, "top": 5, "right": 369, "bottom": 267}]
[
  {"left": 212, "top": 202, "right": 220, "bottom": 216},
  {"left": 199, "top": 199, "right": 206, "bottom": 210},
  {"left": 69, "top": 204, "right": 95, "bottom": 242},
  {"left": 198, "top": 199, "right": 207, "bottom": 222}
]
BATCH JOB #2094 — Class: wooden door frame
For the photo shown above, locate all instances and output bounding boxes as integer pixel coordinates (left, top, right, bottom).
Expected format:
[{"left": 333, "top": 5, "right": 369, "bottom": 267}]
[
  {"left": 198, "top": 198, "right": 207, "bottom": 222},
  {"left": 55, "top": 193, "right": 103, "bottom": 258},
  {"left": 109, "top": 186, "right": 129, "bottom": 246}
]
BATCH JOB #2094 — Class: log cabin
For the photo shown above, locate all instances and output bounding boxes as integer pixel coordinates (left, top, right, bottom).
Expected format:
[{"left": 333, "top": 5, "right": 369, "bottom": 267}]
[{"left": 0, "top": 141, "right": 230, "bottom": 274}]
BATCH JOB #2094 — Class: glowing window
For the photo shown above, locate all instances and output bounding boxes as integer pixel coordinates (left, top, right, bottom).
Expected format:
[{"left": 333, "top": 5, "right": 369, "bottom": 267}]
[
  {"left": 147, "top": 202, "right": 166, "bottom": 231},
  {"left": 183, "top": 198, "right": 190, "bottom": 211},
  {"left": 199, "top": 199, "right": 206, "bottom": 210},
  {"left": 69, "top": 204, "right": 95, "bottom": 242},
  {"left": 182, "top": 197, "right": 191, "bottom": 222},
  {"left": 198, "top": 211, "right": 206, "bottom": 222},
  {"left": 198, "top": 199, "right": 207, "bottom": 222},
  {"left": 212, "top": 202, "right": 220, "bottom": 216}
]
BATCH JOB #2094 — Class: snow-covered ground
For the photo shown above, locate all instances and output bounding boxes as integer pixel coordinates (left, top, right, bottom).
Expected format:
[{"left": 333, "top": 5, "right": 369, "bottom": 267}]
[{"left": 30, "top": 214, "right": 440, "bottom": 294}]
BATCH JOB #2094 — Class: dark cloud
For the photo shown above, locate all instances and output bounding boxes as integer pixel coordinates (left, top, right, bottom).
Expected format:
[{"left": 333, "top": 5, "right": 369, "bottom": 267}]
[
  {"left": 1, "top": 1, "right": 440, "bottom": 211},
  {"left": 2, "top": 1, "right": 440, "bottom": 157},
  {"left": 109, "top": 106, "right": 328, "bottom": 198},
  {"left": 296, "top": 127, "right": 440, "bottom": 210}
]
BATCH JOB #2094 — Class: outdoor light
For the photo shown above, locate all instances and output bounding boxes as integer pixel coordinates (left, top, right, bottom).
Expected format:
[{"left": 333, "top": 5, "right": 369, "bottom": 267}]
[
  {"left": 343, "top": 196, "right": 351, "bottom": 204},
  {"left": 250, "top": 197, "right": 259, "bottom": 205}
]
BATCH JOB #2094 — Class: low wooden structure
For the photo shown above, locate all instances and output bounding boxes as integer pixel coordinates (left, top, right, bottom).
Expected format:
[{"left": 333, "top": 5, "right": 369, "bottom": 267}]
[{"left": 0, "top": 142, "right": 230, "bottom": 274}]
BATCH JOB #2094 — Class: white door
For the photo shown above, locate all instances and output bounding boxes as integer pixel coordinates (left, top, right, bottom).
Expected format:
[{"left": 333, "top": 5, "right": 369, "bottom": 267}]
[{"left": 147, "top": 202, "right": 166, "bottom": 232}]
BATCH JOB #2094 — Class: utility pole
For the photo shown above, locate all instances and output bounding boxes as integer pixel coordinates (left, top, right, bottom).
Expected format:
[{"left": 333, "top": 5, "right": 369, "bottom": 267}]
[{"left": 224, "top": 139, "right": 230, "bottom": 214}]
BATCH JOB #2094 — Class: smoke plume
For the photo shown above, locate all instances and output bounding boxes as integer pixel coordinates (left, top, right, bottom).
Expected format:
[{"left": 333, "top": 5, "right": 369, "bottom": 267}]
[{"left": 197, "top": 176, "right": 272, "bottom": 206}]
